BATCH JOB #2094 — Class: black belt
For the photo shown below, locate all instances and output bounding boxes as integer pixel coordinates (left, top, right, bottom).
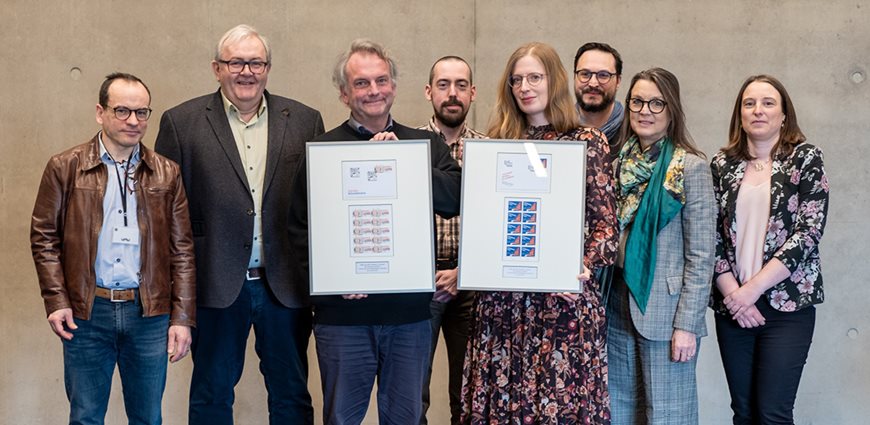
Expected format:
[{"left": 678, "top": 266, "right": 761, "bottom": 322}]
[
  {"left": 436, "top": 258, "right": 457, "bottom": 270},
  {"left": 246, "top": 268, "right": 266, "bottom": 280}
]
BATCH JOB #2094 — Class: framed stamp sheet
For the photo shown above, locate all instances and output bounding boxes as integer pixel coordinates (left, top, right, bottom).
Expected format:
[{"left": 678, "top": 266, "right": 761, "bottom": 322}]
[
  {"left": 306, "top": 140, "right": 435, "bottom": 295},
  {"left": 458, "top": 139, "right": 587, "bottom": 292}
]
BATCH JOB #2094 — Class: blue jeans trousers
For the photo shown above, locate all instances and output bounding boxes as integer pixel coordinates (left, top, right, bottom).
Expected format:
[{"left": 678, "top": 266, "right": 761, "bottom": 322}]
[
  {"left": 63, "top": 295, "right": 169, "bottom": 425},
  {"left": 188, "top": 279, "right": 313, "bottom": 425},
  {"left": 314, "top": 320, "right": 431, "bottom": 425}
]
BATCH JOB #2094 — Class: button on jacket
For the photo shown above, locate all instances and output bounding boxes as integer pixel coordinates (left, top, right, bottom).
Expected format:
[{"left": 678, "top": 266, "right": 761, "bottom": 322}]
[{"left": 31, "top": 134, "right": 196, "bottom": 326}]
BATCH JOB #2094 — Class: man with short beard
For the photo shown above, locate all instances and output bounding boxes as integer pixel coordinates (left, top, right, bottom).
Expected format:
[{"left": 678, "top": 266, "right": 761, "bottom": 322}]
[
  {"left": 417, "top": 56, "right": 485, "bottom": 425},
  {"left": 573, "top": 42, "right": 624, "bottom": 157}
]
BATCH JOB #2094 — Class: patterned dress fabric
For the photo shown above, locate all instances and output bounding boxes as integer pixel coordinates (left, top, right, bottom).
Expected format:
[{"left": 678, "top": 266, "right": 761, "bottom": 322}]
[{"left": 461, "top": 124, "right": 618, "bottom": 424}]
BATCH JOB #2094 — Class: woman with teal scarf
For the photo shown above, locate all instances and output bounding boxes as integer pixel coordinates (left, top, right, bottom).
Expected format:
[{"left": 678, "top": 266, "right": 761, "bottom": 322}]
[{"left": 607, "top": 68, "right": 716, "bottom": 425}]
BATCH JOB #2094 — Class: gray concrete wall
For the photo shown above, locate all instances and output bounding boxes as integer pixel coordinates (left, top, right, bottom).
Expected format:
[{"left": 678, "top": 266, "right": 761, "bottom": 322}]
[{"left": 2, "top": 1, "right": 867, "bottom": 423}]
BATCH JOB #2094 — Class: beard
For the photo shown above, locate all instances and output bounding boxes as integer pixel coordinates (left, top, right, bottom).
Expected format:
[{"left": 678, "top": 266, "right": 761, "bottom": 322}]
[
  {"left": 576, "top": 87, "right": 616, "bottom": 113},
  {"left": 434, "top": 97, "right": 469, "bottom": 129}
]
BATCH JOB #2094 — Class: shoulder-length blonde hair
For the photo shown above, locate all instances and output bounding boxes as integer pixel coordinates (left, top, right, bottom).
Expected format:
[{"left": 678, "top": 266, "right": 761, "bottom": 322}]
[
  {"left": 487, "top": 42, "right": 579, "bottom": 139},
  {"left": 721, "top": 75, "right": 806, "bottom": 161},
  {"left": 616, "top": 67, "right": 704, "bottom": 157}
]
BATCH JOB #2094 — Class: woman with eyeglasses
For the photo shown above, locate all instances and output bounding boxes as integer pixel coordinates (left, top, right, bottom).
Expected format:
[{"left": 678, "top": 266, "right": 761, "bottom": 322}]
[
  {"left": 608, "top": 68, "right": 716, "bottom": 425},
  {"left": 460, "top": 42, "right": 618, "bottom": 424},
  {"left": 710, "top": 75, "right": 828, "bottom": 424}
]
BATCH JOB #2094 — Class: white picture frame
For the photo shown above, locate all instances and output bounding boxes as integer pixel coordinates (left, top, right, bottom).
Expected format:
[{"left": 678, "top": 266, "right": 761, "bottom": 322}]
[
  {"left": 458, "top": 138, "right": 587, "bottom": 292},
  {"left": 306, "top": 140, "right": 435, "bottom": 295}
]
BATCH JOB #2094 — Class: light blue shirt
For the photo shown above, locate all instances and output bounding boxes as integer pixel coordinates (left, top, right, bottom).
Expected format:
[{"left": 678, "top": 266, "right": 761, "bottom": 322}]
[{"left": 94, "top": 133, "right": 141, "bottom": 289}]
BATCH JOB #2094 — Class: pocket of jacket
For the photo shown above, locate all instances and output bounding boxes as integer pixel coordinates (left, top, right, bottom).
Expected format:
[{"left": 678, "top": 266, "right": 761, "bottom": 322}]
[{"left": 666, "top": 276, "right": 682, "bottom": 296}]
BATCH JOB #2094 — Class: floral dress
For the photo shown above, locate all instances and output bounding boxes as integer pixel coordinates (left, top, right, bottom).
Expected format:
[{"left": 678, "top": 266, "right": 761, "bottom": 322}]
[{"left": 460, "top": 125, "right": 619, "bottom": 424}]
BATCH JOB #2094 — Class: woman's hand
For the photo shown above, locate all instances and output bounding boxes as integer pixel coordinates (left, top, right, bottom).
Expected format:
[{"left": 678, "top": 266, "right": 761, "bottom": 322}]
[
  {"left": 723, "top": 283, "right": 764, "bottom": 318},
  {"left": 734, "top": 304, "right": 766, "bottom": 328},
  {"left": 671, "top": 329, "right": 697, "bottom": 362}
]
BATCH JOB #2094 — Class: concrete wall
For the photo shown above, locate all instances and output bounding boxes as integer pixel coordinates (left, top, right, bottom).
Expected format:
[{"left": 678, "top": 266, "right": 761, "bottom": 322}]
[{"left": 2, "top": 1, "right": 867, "bottom": 423}]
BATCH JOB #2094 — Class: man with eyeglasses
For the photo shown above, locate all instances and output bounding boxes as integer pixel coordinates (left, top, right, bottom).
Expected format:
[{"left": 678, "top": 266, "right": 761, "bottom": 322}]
[
  {"left": 573, "top": 42, "right": 624, "bottom": 156},
  {"left": 288, "top": 39, "right": 461, "bottom": 424},
  {"left": 155, "top": 24, "right": 324, "bottom": 425},
  {"left": 31, "top": 72, "right": 195, "bottom": 424}
]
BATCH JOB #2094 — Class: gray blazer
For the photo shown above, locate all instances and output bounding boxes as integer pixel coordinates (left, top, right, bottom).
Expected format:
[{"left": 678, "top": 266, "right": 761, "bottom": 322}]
[
  {"left": 627, "top": 153, "right": 716, "bottom": 341},
  {"left": 155, "top": 90, "right": 324, "bottom": 309}
]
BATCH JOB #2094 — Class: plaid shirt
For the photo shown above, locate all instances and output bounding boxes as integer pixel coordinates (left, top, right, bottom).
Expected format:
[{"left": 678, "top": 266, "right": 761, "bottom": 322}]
[{"left": 418, "top": 117, "right": 486, "bottom": 262}]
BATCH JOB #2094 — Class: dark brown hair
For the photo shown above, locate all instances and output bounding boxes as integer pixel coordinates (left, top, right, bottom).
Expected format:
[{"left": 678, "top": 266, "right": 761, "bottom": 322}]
[{"left": 721, "top": 75, "right": 805, "bottom": 161}]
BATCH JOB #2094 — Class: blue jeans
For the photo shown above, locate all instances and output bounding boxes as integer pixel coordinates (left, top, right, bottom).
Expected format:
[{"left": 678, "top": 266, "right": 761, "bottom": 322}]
[
  {"left": 314, "top": 320, "right": 431, "bottom": 425},
  {"left": 188, "top": 279, "right": 313, "bottom": 425},
  {"left": 63, "top": 295, "right": 169, "bottom": 425}
]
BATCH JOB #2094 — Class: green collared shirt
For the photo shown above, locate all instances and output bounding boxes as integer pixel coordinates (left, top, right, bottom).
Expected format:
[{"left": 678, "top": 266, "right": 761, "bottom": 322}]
[{"left": 222, "top": 92, "right": 268, "bottom": 269}]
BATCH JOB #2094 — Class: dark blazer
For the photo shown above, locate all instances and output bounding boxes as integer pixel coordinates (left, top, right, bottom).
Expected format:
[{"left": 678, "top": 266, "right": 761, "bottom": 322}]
[
  {"left": 155, "top": 90, "right": 324, "bottom": 309},
  {"left": 710, "top": 143, "right": 828, "bottom": 313}
]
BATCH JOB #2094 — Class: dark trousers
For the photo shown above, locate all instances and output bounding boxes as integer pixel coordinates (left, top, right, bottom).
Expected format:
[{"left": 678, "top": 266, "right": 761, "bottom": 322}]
[
  {"left": 314, "top": 320, "right": 431, "bottom": 425},
  {"left": 715, "top": 301, "right": 815, "bottom": 425},
  {"left": 188, "top": 278, "right": 313, "bottom": 425},
  {"left": 420, "top": 290, "right": 474, "bottom": 425}
]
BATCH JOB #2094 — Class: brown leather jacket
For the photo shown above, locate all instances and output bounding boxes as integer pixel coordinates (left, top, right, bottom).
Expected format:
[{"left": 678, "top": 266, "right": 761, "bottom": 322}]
[{"left": 31, "top": 135, "right": 196, "bottom": 326}]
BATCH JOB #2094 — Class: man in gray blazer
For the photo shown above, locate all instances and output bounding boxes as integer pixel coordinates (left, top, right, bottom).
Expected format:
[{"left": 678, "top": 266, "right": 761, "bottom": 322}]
[{"left": 155, "top": 24, "right": 324, "bottom": 425}]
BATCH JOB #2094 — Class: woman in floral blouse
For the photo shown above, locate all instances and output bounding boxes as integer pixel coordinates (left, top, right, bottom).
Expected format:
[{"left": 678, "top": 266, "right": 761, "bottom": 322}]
[
  {"left": 710, "top": 75, "right": 829, "bottom": 424},
  {"left": 460, "top": 42, "right": 618, "bottom": 424}
]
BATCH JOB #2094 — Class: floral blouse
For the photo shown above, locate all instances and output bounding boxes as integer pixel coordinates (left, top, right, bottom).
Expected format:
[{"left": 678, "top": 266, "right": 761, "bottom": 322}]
[
  {"left": 710, "top": 143, "right": 829, "bottom": 313},
  {"left": 528, "top": 124, "right": 619, "bottom": 270}
]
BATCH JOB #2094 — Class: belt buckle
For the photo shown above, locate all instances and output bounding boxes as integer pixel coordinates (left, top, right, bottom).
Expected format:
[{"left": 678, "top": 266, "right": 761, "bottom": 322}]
[
  {"left": 110, "top": 289, "right": 127, "bottom": 303},
  {"left": 246, "top": 269, "right": 261, "bottom": 281}
]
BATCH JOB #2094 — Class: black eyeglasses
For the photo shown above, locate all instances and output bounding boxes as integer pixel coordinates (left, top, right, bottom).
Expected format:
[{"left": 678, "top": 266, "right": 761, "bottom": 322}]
[
  {"left": 508, "top": 73, "right": 546, "bottom": 88},
  {"left": 574, "top": 69, "right": 616, "bottom": 84},
  {"left": 109, "top": 106, "right": 152, "bottom": 121},
  {"left": 628, "top": 97, "right": 667, "bottom": 114},
  {"left": 218, "top": 59, "right": 269, "bottom": 74}
]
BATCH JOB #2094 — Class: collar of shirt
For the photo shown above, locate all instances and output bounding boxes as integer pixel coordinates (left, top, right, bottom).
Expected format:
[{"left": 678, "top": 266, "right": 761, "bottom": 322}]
[
  {"left": 349, "top": 114, "right": 394, "bottom": 136},
  {"left": 98, "top": 131, "right": 141, "bottom": 166},
  {"left": 221, "top": 92, "right": 267, "bottom": 125},
  {"left": 425, "top": 116, "right": 470, "bottom": 147}
]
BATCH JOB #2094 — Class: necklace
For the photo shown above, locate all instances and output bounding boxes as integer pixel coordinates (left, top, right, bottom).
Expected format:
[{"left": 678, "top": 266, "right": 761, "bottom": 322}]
[{"left": 751, "top": 158, "right": 771, "bottom": 171}]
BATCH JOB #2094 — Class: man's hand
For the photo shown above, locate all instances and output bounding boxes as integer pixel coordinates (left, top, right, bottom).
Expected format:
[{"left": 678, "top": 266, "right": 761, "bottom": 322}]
[
  {"left": 433, "top": 268, "right": 459, "bottom": 303},
  {"left": 47, "top": 308, "right": 77, "bottom": 341},
  {"left": 167, "top": 325, "right": 192, "bottom": 363},
  {"left": 370, "top": 132, "right": 398, "bottom": 141},
  {"left": 342, "top": 294, "right": 369, "bottom": 300},
  {"left": 671, "top": 329, "right": 697, "bottom": 362}
]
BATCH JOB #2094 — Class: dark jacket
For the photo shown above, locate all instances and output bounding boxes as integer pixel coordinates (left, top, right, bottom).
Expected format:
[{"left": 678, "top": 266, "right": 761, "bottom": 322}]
[
  {"left": 289, "top": 121, "right": 462, "bottom": 325},
  {"left": 31, "top": 135, "right": 196, "bottom": 326},
  {"left": 155, "top": 90, "right": 324, "bottom": 308}
]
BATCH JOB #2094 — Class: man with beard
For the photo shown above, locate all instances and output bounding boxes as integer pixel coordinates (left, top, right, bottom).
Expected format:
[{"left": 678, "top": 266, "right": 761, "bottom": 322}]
[
  {"left": 573, "top": 42, "right": 624, "bottom": 156},
  {"left": 417, "top": 56, "right": 485, "bottom": 425}
]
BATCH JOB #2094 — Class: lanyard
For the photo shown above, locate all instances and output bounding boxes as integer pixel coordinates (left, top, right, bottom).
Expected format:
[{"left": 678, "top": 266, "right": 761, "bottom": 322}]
[{"left": 107, "top": 151, "right": 134, "bottom": 226}]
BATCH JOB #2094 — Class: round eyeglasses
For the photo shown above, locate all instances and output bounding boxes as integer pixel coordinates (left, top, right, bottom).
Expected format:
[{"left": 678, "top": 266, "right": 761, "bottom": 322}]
[
  {"left": 628, "top": 97, "right": 667, "bottom": 114},
  {"left": 574, "top": 69, "right": 616, "bottom": 84},
  {"left": 109, "top": 106, "right": 152, "bottom": 121},
  {"left": 508, "top": 73, "right": 546, "bottom": 88}
]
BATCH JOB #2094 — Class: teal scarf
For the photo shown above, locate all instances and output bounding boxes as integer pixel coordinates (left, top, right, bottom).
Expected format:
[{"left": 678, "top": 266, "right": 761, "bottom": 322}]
[{"left": 619, "top": 138, "right": 685, "bottom": 313}]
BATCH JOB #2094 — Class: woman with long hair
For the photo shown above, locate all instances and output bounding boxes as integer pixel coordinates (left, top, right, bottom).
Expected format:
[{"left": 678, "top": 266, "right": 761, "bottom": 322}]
[
  {"left": 608, "top": 68, "right": 716, "bottom": 424},
  {"left": 710, "top": 75, "right": 828, "bottom": 424},
  {"left": 460, "top": 42, "right": 618, "bottom": 424}
]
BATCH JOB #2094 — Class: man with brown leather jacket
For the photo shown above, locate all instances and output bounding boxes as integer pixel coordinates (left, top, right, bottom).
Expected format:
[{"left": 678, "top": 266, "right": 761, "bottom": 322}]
[{"left": 30, "top": 72, "right": 196, "bottom": 425}]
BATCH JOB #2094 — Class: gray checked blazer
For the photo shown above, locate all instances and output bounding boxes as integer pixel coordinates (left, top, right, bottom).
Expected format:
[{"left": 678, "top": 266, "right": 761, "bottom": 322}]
[
  {"left": 627, "top": 153, "right": 717, "bottom": 341},
  {"left": 155, "top": 90, "right": 324, "bottom": 309}
]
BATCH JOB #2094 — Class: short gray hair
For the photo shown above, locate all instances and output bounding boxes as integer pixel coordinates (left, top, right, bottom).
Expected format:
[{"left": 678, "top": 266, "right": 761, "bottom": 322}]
[
  {"left": 214, "top": 24, "right": 271, "bottom": 63},
  {"left": 332, "top": 39, "right": 398, "bottom": 92}
]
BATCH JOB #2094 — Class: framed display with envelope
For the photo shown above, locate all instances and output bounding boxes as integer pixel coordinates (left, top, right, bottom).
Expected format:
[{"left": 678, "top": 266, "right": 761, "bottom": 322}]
[
  {"left": 458, "top": 139, "right": 587, "bottom": 292},
  {"left": 305, "top": 139, "right": 436, "bottom": 295}
]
